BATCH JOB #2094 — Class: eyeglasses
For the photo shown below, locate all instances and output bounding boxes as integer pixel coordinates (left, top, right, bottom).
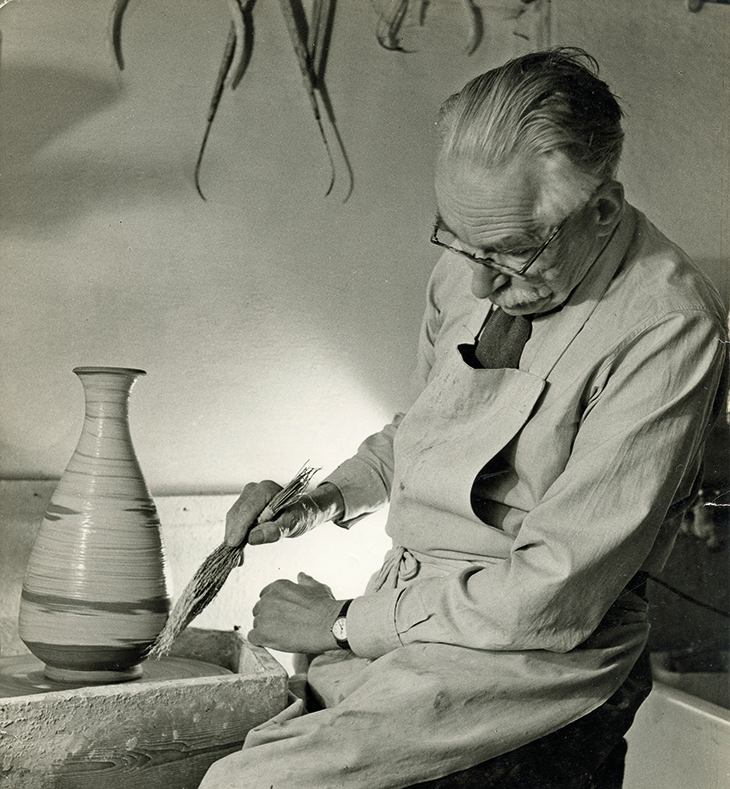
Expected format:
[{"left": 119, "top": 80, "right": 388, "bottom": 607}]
[{"left": 430, "top": 214, "right": 569, "bottom": 277}]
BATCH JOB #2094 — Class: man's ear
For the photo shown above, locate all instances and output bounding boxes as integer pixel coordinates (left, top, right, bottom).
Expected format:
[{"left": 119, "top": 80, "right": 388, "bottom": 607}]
[{"left": 592, "top": 180, "right": 624, "bottom": 236}]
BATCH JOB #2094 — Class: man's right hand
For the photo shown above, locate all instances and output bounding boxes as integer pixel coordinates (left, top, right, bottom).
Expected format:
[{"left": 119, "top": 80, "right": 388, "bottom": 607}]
[{"left": 225, "top": 481, "right": 345, "bottom": 548}]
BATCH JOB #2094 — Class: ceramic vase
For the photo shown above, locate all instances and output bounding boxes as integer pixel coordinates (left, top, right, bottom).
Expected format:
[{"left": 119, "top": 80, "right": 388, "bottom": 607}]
[{"left": 19, "top": 367, "right": 171, "bottom": 683}]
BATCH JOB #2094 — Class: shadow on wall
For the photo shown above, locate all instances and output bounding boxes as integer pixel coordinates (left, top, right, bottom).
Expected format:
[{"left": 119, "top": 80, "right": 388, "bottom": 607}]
[
  {"left": 0, "top": 64, "right": 181, "bottom": 230},
  {"left": 694, "top": 259, "right": 730, "bottom": 306},
  {"left": 0, "top": 63, "right": 119, "bottom": 159}
]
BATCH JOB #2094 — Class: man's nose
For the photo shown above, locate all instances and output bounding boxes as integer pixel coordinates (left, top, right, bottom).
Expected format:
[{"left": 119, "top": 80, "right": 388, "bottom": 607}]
[{"left": 470, "top": 265, "right": 509, "bottom": 299}]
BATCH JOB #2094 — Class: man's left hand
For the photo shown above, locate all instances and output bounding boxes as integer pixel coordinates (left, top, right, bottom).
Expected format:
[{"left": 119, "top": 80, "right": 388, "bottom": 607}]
[{"left": 248, "top": 572, "right": 345, "bottom": 654}]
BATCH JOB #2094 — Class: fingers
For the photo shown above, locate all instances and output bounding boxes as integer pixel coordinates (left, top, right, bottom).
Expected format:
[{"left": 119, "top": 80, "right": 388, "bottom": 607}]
[
  {"left": 248, "top": 577, "right": 340, "bottom": 653},
  {"left": 229, "top": 482, "right": 343, "bottom": 548},
  {"left": 299, "top": 572, "right": 334, "bottom": 598},
  {"left": 249, "top": 498, "right": 320, "bottom": 543},
  {"left": 247, "top": 520, "right": 284, "bottom": 545},
  {"left": 225, "top": 480, "right": 282, "bottom": 546},
  {"left": 297, "top": 572, "right": 333, "bottom": 597},
  {"left": 256, "top": 578, "right": 294, "bottom": 603},
  {"left": 226, "top": 480, "right": 339, "bottom": 549},
  {"left": 247, "top": 628, "right": 264, "bottom": 647},
  {"left": 255, "top": 575, "right": 331, "bottom": 604}
]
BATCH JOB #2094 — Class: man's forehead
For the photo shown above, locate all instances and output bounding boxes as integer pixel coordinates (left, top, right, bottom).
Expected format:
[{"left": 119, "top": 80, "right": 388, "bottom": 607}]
[
  {"left": 434, "top": 156, "right": 543, "bottom": 223},
  {"left": 435, "top": 154, "right": 537, "bottom": 193},
  {"left": 435, "top": 152, "right": 591, "bottom": 224}
]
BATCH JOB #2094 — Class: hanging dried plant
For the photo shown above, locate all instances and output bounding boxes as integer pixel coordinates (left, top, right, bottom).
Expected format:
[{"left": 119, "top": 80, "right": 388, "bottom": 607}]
[
  {"left": 106, "top": 0, "right": 493, "bottom": 201},
  {"left": 109, "top": 0, "right": 352, "bottom": 201},
  {"left": 373, "top": 0, "right": 484, "bottom": 55},
  {"left": 278, "top": 0, "right": 353, "bottom": 201},
  {"left": 375, "top": 0, "right": 412, "bottom": 52}
]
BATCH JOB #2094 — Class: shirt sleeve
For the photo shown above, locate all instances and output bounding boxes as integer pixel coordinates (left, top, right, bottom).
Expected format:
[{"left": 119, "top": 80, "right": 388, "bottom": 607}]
[
  {"left": 346, "top": 308, "right": 729, "bottom": 658},
  {"left": 323, "top": 262, "right": 446, "bottom": 528},
  {"left": 324, "top": 415, "right": 404, "bottom": 527}
]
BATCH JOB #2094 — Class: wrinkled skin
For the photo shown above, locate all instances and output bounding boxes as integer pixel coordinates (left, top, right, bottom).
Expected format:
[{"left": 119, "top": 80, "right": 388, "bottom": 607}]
[{"left": 434, "top": 152, "right": 624, "bottom": 314}]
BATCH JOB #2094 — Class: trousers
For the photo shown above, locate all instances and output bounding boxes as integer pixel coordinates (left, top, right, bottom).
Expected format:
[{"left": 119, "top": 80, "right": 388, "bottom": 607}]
[{"left": 406, "top": 646, "right": 652, "bottom": 789}]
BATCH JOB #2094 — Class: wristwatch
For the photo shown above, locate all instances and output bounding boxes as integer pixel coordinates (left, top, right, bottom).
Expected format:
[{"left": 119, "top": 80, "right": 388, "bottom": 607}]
[{"left": 331, "top": 599, "right": 353, "bottom": 650}]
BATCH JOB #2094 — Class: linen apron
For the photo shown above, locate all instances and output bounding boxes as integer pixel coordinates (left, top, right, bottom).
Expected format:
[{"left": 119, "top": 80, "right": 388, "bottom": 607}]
[{"left": 200, "top": 255, "right": 650, "bottom": 789}]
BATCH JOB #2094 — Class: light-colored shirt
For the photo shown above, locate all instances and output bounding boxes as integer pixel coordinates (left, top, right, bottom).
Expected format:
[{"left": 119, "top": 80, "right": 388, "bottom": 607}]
[{"left": 326, "top": 202, "right": 728, "bottom": 660}]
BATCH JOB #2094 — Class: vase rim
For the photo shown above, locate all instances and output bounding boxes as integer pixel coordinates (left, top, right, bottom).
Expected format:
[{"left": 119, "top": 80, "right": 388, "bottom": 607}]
[{"left": 73, "top": 366, "right": 147, "bottom": 376}]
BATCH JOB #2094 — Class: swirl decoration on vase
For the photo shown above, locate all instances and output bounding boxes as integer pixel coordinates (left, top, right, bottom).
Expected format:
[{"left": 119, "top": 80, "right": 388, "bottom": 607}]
[{"left": 18, "top": 367, "right": 171, "bottom": 683}]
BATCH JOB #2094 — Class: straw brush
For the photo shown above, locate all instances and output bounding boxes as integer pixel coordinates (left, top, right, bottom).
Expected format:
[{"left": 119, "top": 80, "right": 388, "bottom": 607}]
[{"left": 147, "top": 464, "right": 319, "bottom": 659}]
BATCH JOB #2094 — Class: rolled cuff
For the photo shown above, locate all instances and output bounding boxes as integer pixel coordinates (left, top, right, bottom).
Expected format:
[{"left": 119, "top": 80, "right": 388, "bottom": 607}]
[
  {"left": 346, "top": 588, "right": 403, "bottom": 659},
  {"left": 324, "top": 458, "right": 391, "bottom": 529}
]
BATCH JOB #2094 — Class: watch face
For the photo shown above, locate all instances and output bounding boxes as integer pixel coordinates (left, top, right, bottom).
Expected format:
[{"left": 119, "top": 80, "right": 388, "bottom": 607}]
[{"left": 332, "top": 617, "right": 347, "bottom": 641}]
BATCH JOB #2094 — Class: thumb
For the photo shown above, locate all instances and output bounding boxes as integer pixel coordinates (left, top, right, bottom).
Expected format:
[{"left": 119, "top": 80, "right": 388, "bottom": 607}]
[
  {"left": 297, "top": 572, "right": 333, "bottom": 596},
  {"left": 247, "top": 520, "right": 282, "bottom": 545},
  {"left": 248, "top": 508, "right": 300, "bottom": 545}
]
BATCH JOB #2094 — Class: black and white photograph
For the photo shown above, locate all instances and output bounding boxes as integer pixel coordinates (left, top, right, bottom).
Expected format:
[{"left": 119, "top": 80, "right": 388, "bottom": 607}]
[{"left": 0, "top": 1, "right": 728, "bottom": 787}]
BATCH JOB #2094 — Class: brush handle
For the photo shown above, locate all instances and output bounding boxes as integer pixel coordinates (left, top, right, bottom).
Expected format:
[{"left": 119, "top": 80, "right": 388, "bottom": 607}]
[{"left": 257, "top": 504, "right": 276, "bottom": 523}]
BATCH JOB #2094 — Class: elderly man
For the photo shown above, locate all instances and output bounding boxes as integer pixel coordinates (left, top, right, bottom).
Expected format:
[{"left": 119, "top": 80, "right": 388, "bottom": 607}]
[{"left": 201, "top": 48, "right": 728, "bottom": 789}]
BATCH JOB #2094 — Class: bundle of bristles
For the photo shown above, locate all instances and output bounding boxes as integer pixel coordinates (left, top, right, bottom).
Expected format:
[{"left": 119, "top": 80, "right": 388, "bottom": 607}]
[{"left": 147, "top": 464, "right": 319, "bottom": 659}]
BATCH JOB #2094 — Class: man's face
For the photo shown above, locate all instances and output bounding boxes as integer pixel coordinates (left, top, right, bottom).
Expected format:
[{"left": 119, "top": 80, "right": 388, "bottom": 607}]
[{"left": 434, "top": 153, "right": 603, "bottom": 315}]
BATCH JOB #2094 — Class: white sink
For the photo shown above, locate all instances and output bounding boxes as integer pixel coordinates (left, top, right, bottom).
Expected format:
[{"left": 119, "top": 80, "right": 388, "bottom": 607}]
[{"left": 624, "top": 653, "right": 730, "bottom": 789}]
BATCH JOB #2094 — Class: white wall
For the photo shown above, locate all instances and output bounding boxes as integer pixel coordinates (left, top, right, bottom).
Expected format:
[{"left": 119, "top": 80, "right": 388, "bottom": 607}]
[
  {"left": 2, "top": 0, "right": 725, "bottom": 497},
  {"left": 0, "top": 0, "right": 540, "bottom": 494},
  {"left": 553, "top": 0, "right": 729, "bottom": 297}
]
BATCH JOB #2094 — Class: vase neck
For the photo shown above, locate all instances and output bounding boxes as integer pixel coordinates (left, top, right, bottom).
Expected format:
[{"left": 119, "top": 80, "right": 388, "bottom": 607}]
[{"left": 73, "top": 367, "right": 146, "bottom": 447}]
